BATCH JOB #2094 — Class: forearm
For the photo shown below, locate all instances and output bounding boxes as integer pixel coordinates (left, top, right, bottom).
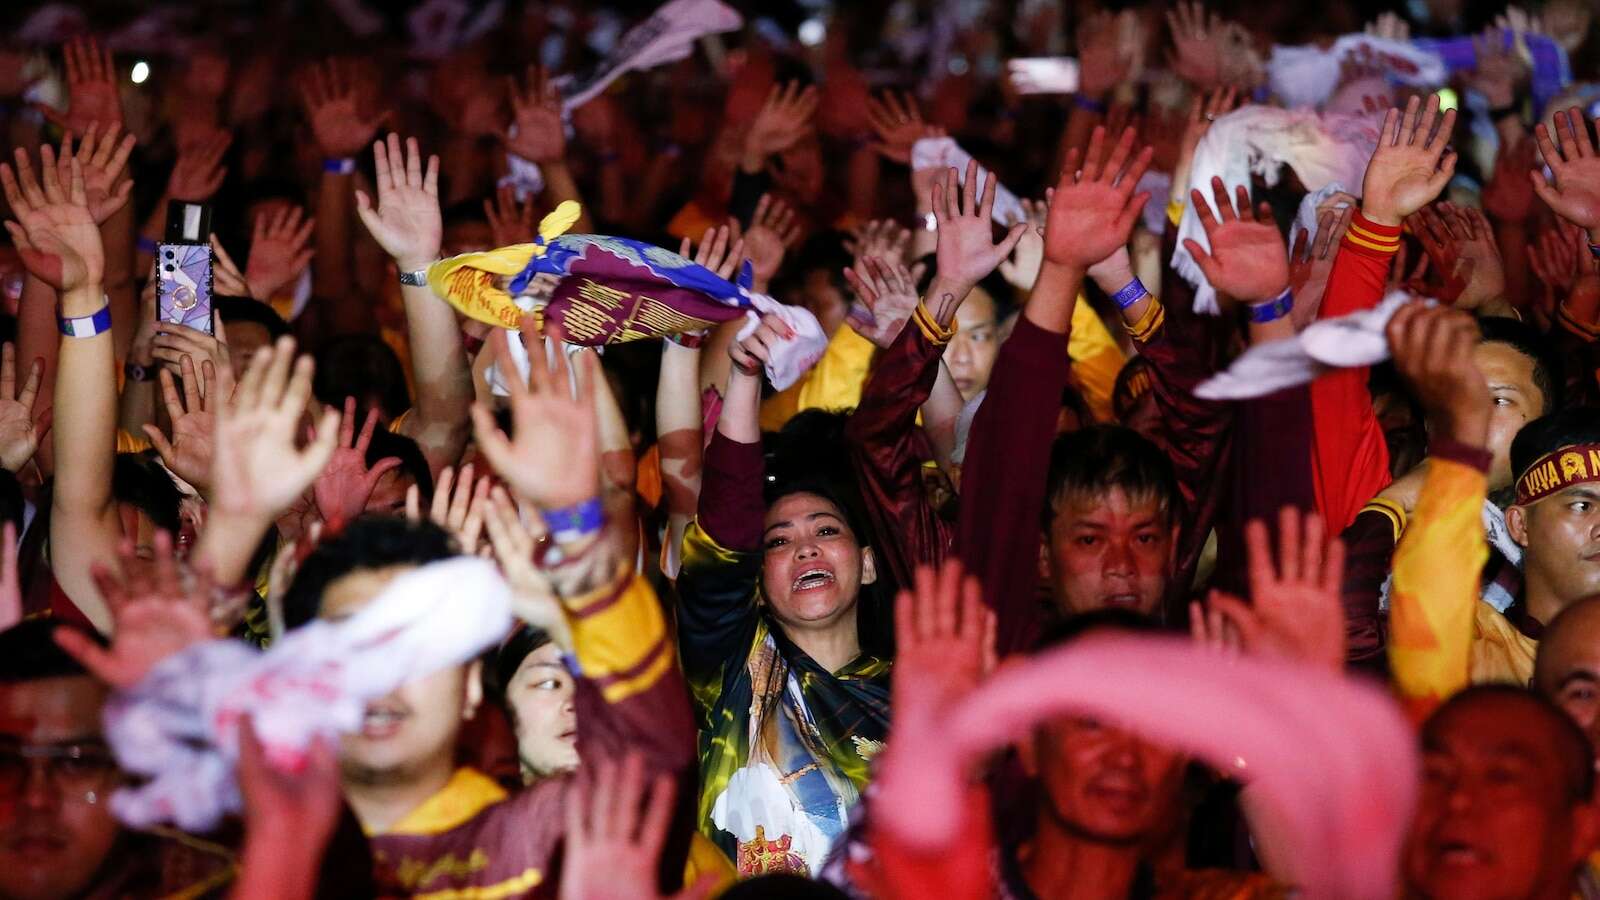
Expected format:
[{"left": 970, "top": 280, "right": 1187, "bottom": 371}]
[
  {"left": 313, "top": 172, "right": 356, "bottom": 304},
  {"left": 1495, "top": 220, "right": 1531, "bottom": 311},
  {"left": 656, "top": 341, "right": 703, "bottom": 518},
  {"left": 101, "top": 204, "right": 136, "bottom": 357},
  {"left": 232, "top": 825, "right": 321, "bottom": 900},
  {"left": 396, "top": 282, "right": 471, "bottom": 472},
  {"left": 715, "top": 368, "right": 761, "bottom": 444},
  {"left": 920, "top": 360, "right": 964, "bottom": 472},
  {"left": 542, "top": 161, "right": 597, "bottom": 234},
  {"left": 591, "top": 354, "right": 635, "bottom": 493},
  {"left": 18, "top": 275, "right": 59, "bottom": 474},
  {"left": 53, "top": 283, "right": 117, "bottom": 516},
  {"left": 1024, "top": 260, "right": 1085, "bottom": 334},
  {"left": 846, "top": 144, "right": 879, "bottom": 223},
  {"left": 194, "top": 510, "right": 274, "bottom": 588}
]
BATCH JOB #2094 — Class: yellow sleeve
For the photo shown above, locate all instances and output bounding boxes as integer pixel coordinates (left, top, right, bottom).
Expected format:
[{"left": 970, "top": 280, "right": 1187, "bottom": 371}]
[
  {"left": 1387, "top": 458, "right": 1488, "bottom": 717},
  {"left": 562, "top": 564, "right": 674, "bottom": 704},
  {"left": 759, "top": 324, "right": 876, "bottom": 431},
  {"left": 1068, "top": 296, "right": 1127, "bottom": 422},
  {"left": 116, "top": 429, "right": 152, "bottom": 454}
]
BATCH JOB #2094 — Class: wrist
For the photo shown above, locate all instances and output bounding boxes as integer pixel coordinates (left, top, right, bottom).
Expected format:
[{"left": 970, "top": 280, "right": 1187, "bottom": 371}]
[
  {"left": 395, "top": 255, "right": 438, "bottom": 274},
  {"left": 923, "top": 277, "right": 970, "bottom": 324},
  {"left": 1358, "top": 204, "right": 1402, "bottom": 228},
  {"left": 60, "top": 285, "right": 106, "bottom": 316},
  {"left": 1088, "top": 262, "right": 1135, "bottom": 293},
  {"left": 1440, "top": 407, "right": 1491, "bottom": 449}
]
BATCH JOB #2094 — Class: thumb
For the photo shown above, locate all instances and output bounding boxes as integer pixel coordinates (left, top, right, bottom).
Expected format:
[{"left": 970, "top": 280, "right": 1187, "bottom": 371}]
[
  {"left": 1182, "top": 238, "right": 1220, "bottom": 282},
  {"left": 1427, "top": 151, "right": 1458, "bottom": 193},
  {"left": 995, "top": 223, "right": 1028, "bottom": 260},
  {"left": 363, "top": 456, "right": 403, "bottom": 491}
]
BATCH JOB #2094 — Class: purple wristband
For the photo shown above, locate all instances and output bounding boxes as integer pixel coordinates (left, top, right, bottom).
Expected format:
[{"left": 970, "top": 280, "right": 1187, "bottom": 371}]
[
  {"left": 1248, "top": 288, "right": 1294, "bottom": 324},
  {"left": 1073, "top": 94, "right": 1107, "bottom": 114},
  {"left": 541, "top": 496, "right": 605, "bottom": 543},
  {"left": 323, "top": 157, "right": 356, "bottom": 175},
  {"left": 1110, "top": 277, "right": 1148, "bottom": 310}
]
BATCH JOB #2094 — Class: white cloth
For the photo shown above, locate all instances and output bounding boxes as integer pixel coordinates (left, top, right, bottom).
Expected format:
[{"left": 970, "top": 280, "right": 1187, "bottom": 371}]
[
  {"left": 556, "top": 0, "right": 742, "bottom": 112},
  {"left": 1379, "top": 500, "right": 1522, "bottom": 614},
  {"left": 1294, "top": 181, "right": 1355, "bottom": 247},
  {"left": 1195, "top": 290, "right": 1417, "bottom": 400},
  {"left": 1268, "top": 34, "right": 1449, "bottom": 111},
  {"left": 910, "top": 137, "right": 1027, "bottom": 227},
  {"left": 1137, "top": 169, "right": 1173, "bottom": 236},
  {"left": 1173, "top": 106, "right": 1381, "bottom": 315},
  {"left": 103, "top": 557, "right": 513, "bottom": 832}
]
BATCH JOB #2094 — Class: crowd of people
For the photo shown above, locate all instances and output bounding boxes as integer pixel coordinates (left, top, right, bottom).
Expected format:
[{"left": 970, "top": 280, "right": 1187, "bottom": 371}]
[{"left": 6, "top": 0, "right": 1600, "bottom": 896}]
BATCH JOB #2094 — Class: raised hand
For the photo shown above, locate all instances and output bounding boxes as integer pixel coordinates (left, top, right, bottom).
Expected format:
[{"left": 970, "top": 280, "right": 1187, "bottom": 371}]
[
  {"left": 676, "top": 222, "right": 745, "bottom": 281},
  {"left": 1203, "top": 508, "right": 1347, "bottom": 672},
  {"left": 235, "top": 718, "right": 342, "bottom": 864},
  {"left": 1077, "top": 11, "right": 1132, "bottom": 98},
  {"left": 1529, "top": 217, "right": 1586, "bottom": 298},
  {"left": 741, "top": 81, "right": 818, "bottom": 173},
  {"left": 299, "top": 59, "right": 389, "bottom": 160},
  {"left": 1174, "top": 86, "right": 1238, "bottom": 195},
  {"left": 1287, "top": 204, "right": 1352, "bottom": 328},
  {"left": 406, "top": 463, "right": 491, "bottom": 555},
  {"left": 559, "top": 753, "right": 717, "bottom": 900},
  {"left": 997, "top": 197, "right": 1049, "bottom": 290},
  {"left": 151, "top": 316, "right": 232, "bottom": 383},
  {"left": 0, "top": 343, "right": 47, "bottom": 474},
  {"left": 245, "top": 204, "right": 315, "bottom": 300},
  {"left": 1043, "top": 126, "right": 1153, "bottom": 270},
  {"left": 503, "top": 65, "right": 566, "bottom": 164},
  {"left": 471, "top": 325, "right": 600, "bottom": 512},
  {"left": 1166, "top": 1, "right": 1225, "bottom": 88},
  {"left": 485, "top": 184, "right": 537, "bottom": 247},
  {"left": 1, "top": 148, "right": 102, "bottom": 291},
  {"left": 927, "top": 161, "right": 1028, "bottom": 309},
  {"left": 1385, "top": 302, "right": 1489, "bottom": 446},
  {"left": 312, "top": 397, "right": 402, "bottom": 529},
  {"left": 1436, "top": 202, "right": 1507, "bottom": 311},
  {"left": 209, "top": 237, "right": 253, "bottom": 298},
  {"left": 845, "top": 219, "right": 912, "bottom": 269},
  {"left": 481, "top": 486, "right": 569, "bottom": 645},
  {"left": 1360, "top": 94, "right": 1458, "bottom": 226},
  {"left": 41, "top": 37, "right": 123, "bottom": 135},
  {"left": 54, "top": 532, "right": 218, "bottom": 687},
  {"left": 1481, "top": 136, "right": 1537, "bottom": 224},
  {"left": 865, "top": 91, "right": 942, "bottom": 164},
  {"left": 1183, "top": 176, "right": 1290, "bottom": 302},
  {"left": 844, "top": 255, "right": 922, "bottom": 349},
  {"left": 727, "top": 311, "right": 794, "bottom": 379},
  {"left": 893, "top": 560, "right": 996, "bottom": 712},
  {"left": 209, "top": 336, "right": 341, "bottom": 524},
  {"left": 58, "top": 124, "right": 135, "bottom": 224},
  {"left": 1532, "top": 107, "right": 1600, "bottom": 241},
  {"left": 143, "top": 356, "right": 220, "bottom": 492},
  {"left": 167, "top": 128, "right": 231, "bottom": 202},
  {"left": 743, "top": 194, "right": 801, "bottom": 289},
  {"left": 354, "top": 134, "right": 442, "bottom": 271},
  {"left": 1467, "top": 30, "right": 1521, "bottom": 109}
]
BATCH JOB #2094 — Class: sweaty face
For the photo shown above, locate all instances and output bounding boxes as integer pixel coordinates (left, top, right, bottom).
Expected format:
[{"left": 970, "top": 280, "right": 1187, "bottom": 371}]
[
  {"left": 761, "top": 493, "right": 876, "bottom": 636},
  {"left": 1510, "top": 486, "right": 1600, "bottom": 617},
  {"left": 943, "top": 289, "right": 999, "bottom": 402},
  {"left": 321, "top": 567, "right": 480, "bottom": 785},
  {"left": 1476, "top": 342, "right": 1545, "bottom": 494},
  {"left": 0, "top": 675, "right": 121, "bottom": 900},
  {"left": 1046, "top": 487, "right": 1174, "bottom": 616},
  {"left": 507, "top": 643, "right": 579, "bottom": 782},
  {"left": 1025, "top": 715, "right": 1184, "bottom": 844},
  {"left": 1405, "top": 695, "right": 1595, "bottom": 900}
]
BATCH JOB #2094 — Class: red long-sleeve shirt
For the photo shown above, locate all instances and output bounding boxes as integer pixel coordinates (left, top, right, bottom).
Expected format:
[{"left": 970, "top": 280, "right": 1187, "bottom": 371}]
[{"left": 1309, "top": 212, "right": 1402, "bottom": 532}]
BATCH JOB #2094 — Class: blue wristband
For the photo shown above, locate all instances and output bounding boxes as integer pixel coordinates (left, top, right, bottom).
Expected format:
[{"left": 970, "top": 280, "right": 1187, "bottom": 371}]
[
  {"left": 59, "top": 302, "right": 112, "bottom": 338},
  {"left": 1589, "top": 242, "right": 1600, "bottom": 260},
  {"left": 1248, "top": 288, "right": 1294, "bottom": 324},
  {"left": 1073, "top": 94, "right": 1107, "bottom": 114},
  {"left": 323, "top": 157, "right": 356, "bottom": 175},
  {"left": 1110, "top": 277, "right": 1148, "bottom": 310},
  {"left": 136, "top": 236, "right": 158, "bottom": 255},
  {"left": 542, "top": 496, "right": 605, "bottom": 543}
]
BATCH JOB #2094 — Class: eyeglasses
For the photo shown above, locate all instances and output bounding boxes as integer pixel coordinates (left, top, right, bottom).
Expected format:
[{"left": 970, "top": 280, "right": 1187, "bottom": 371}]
[{"left": 0, "top": 739, "right": 121, "bottom": 802}]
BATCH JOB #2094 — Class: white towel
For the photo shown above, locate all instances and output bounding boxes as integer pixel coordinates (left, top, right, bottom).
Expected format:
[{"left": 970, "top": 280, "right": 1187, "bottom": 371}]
[
  {"left": 1267, "top": 34, "right": 1448, "bottom": 111},
  {"left": 103, "top": 557, "right": 513, "bottom": 831},
  {"left": 910, "top": 136, "right": 1028, "bottom": 227}
]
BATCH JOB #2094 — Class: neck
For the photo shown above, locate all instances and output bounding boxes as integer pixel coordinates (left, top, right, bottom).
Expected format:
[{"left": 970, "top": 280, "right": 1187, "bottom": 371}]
[
  {"left": 783, "top": 609, "right": 862, "bottom": 673},
  {"left": 1524, "top": 567, "right": 1568, "bottom": 628},
  {"left": 1021, "top": 815, "right": 1142, "bottom": 900},
  {"left": 342, "top": 759, "right": 456, "bottom": 834}
]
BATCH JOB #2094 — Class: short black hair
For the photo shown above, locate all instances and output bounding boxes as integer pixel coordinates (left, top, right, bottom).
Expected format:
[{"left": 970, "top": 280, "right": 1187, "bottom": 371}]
[
  {"left": 1511, "top": 408, "right": 1600, "bottom": 485},
  {"left": 0, "top": 619, "right": 103, "bottom": 682},
  {"left": 1478, "top": 316, "right": 1563, "bottom": 415},
  {"left": 484, "top": 624, "right": 555, "bottom": 721},
  {"left": 1425, "top": 684, "right": 1595, "bottom": 802},
  {"left": 312, "top": 335, "right": 413, "bottom": 421},
  {"left": 770, "top": 230, "right": 851, "bottom": 303},
  {"left": 113, "top": 452, "right": 183, "bottom": 534},
  {"left": 366, "top": 427, "right": 435, "bottom": 501},
  {"left": 280, "top": 516, "right": 457, "bottom": 629},
  {"left": 1043, "top": 425, "right": 1180, "bottom": 529},
  {"left": 215, "top": 295, "right": 290, "bottom": 341}
]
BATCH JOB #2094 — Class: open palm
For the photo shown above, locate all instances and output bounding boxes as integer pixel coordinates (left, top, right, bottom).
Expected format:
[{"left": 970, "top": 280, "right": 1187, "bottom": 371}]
[
  {"left": 1044, "top": 127, "right": 1153, "bottom": 269},
  {"left": 1360, "top": 94, "right": 1457, "bottom": 225},
  {"left": 355, "top": 134, "right": 442, "bottom": 270},
  {"left": 1532, "top": 108, "right": 1600, "bottom": 236},
  {"left": 1, "top": 151, "right": 102, "bottom": 291},
  {"left": 1183, "top": 178, "right": 1289, "bottom": 302}
]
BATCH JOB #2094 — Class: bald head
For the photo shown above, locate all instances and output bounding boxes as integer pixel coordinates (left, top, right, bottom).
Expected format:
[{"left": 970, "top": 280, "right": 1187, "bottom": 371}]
[{"left": 1535, "top": 595, "right": 1600, "bottom": 754}]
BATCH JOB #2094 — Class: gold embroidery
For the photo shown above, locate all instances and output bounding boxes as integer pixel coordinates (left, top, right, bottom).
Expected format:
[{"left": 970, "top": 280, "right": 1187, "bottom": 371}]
[
  {"left": 396, "top": 850, "right": 490, "bottom": 890},
  {"left": 412, "top": 867, "right": 543, "bottom": 900},
  {"left": 736, "top": 826, "right": 808, "bottom": 877}
]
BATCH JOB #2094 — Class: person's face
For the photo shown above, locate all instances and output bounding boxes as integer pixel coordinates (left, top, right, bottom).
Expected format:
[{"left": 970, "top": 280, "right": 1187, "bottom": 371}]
[
  {"left": 507, "top": 643, "right": 579, "bottom": 782},
  {"left": 1405, "top": 696, "right": 1597, "bottom": 900},
  {"left": 761, "top": 493, "right": 876, "bottom": 635},
  {"left": 774, "top": 137, "right": 823, "bottom": 203},
  {"left": 321, "top": 567, "right": 480, "bottom": 784},
  {"left": 801, "top": 271, "right": 848, "bottom": 338},
  {"left": 223, "top": 321, "right": 273, "bottom": 379},
  {"left": 1476, "top": 342, "right": 1545, "bottom": 493},
  {"left": 943, "top": 290, "right": 999, "bottom": 402},
  {"left": 0, "top": 675, "right": 122, "bottom": 900},
  {"left": 1535, "top": 605, "right": 1600, "bottom": 751},
  {"left": 1023, "top": 715, "right": 1184, "bottom": 844},
  {"left": 364, "top": 468, "right": 415, "bottom": 517},
  {"left": 1509, "top": 486, "right": 1600, "bottom": 615},
  {"left": 1045, "top": 487, "right": 1175, "bottom": 617}
]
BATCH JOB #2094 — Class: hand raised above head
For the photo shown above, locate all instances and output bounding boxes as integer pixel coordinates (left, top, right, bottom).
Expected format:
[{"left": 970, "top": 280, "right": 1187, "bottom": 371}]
[{"left": 1360, "top": 94, "right": 1457, "bottom": 226}]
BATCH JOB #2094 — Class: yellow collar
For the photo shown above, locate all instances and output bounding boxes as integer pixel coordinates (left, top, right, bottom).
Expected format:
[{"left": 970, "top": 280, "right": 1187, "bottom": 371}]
[{"left": 382, "top": 768, "right": 508, "bottom": 837}]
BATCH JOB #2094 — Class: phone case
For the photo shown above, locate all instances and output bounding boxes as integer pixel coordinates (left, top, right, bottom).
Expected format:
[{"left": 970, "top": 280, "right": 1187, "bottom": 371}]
[{"left": 156, "top": 242, "right": 214, "bottom": 335}]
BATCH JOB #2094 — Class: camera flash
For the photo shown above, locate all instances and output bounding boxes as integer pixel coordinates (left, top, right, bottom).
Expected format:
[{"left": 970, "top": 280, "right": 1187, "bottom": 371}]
[{"left": 131, "top": 61, "right": 150, "bottom": 84}]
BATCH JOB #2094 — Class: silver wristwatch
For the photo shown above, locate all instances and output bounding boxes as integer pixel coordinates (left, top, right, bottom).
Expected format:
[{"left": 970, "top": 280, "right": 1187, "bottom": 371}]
[{"left": 398, "top": 268, "right": 430, "bottom": 286}]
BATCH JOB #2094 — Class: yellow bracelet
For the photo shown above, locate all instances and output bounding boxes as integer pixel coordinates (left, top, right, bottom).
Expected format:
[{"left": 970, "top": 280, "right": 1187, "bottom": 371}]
[
  {"left": 1125, "top": 295, "right": 1165, "bottom": 344},
  {"left": 912, "top": 300, "right": 958, "bottom": 346}
]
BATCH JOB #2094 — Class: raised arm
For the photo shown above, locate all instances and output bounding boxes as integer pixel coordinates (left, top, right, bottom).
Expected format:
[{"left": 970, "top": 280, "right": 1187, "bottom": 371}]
[
  {"left": 300, "top": 60, "right": 386, "bottom": 329},
  {"left": 4, "top": 146, "right": 117, "bottom": 630},
  {"left": 354, "top": 134, "right": 472, "bottom": 472}
]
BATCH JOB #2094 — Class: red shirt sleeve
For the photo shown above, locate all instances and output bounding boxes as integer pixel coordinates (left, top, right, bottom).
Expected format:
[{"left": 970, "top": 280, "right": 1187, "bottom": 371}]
[{"left": 1309, "top": 212, "right": 1402, "bottom": 532}]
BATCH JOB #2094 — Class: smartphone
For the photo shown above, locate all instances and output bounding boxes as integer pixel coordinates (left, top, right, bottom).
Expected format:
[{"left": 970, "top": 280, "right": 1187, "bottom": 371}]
[{"left": 157, "top": 202, "right": 213, "bottom": 335}]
